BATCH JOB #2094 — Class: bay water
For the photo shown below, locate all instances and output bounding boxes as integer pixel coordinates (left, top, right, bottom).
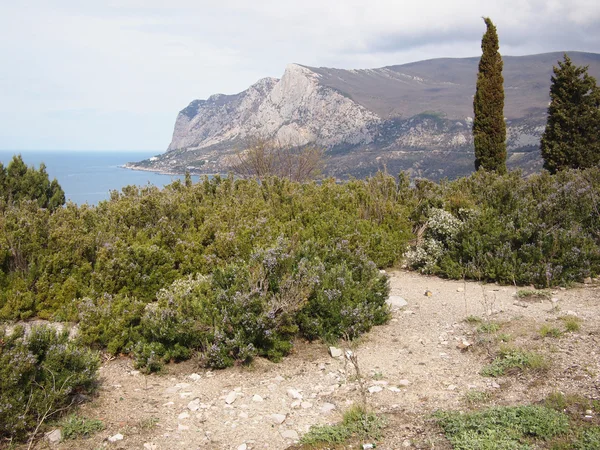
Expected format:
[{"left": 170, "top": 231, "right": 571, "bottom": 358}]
[{"left": 0, "top": 150, "right": 197, "bottom": 205}]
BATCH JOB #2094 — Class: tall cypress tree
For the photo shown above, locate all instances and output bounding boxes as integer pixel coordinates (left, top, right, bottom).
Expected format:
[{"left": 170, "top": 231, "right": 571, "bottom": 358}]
[
  {"left": 473, "top": 17, "right": 506, "bottom": 174},
  {"left": 540, "top": 54, "right": 600, "bottom": 173}
]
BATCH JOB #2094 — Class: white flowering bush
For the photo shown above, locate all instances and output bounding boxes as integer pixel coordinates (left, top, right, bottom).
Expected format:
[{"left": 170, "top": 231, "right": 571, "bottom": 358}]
[{"left": 405, "top": 208, "right": 465, "bottom": 274}]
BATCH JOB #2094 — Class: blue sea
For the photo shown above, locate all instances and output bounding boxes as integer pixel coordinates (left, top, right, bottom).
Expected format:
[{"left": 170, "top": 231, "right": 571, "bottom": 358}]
[{"left": 0, "top": 150, "right": 196, "bottom": 205}]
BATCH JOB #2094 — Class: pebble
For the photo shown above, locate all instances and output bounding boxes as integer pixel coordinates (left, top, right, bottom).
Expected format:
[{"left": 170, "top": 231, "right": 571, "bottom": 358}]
[
  {"left": 108, "top": 433, "right": 124, "bottom": 442},
  {"left": 368, "top": 386, "right": 383, "bottom": 393},
  {"left": 398, "top": 379, "right": 411, "bottom": 386},
  {"left": 45, "top": 429, "right": 61, "bottom": 444},
  {"left": 388, "top": 386, "right": 402, "bottom": 392},
  {"left": 491, "top": 381, "right": 500, "bottom": 389},
  {"left": 252, "top": 394, "right": 264, "bottom": 402},
  {"left": 447, "top": 384, "right": 458, "bottom": 391},
  {"left": 301, "top": 401, "right": 313, "bottom": 409},
  {"left": 456, "top": 287, "right": 464, "bottom": 292},
  {"left": 225, "top": 392, "right": 237, "bottom": 404},
  {"left": 129, "top": 370, "right": 140, "bottom": 376},
  {"left": 187, "top": 398, "right": 201, "bottom": 411},
  {"left": 565, "top": 310, "right": 578, "bottom": 316},
  {"left": 270, "top": 413, "right": 287, "bottom": 424},
  {"left": 287, "top": 388, "right": 303, "bottom": 400},
  {"left": 188, "top": 373, "right": 202, "bottom": 381},
  {"left": 403, "top": 439, "right": 412, "bottom": 447},
  {"left": 281, "top": 429, "right": 299, "bottom": 440},
  {"left": 321, "top": 403, "right": 336, "bottom": 414},
  {"left": 388, "top": 296, "right": 408, "bottom": 308},
  {"left": 163, "top": 401, "right": 174, "bottom": 407},
  {"left": 178, "top": 424, "right": 189, "bottom": 431},
  {"left": 143, "top": 443, "right": 157, "bottom": 450},
  {"left": 329, "top": 346, "right": 343, "bottom": 358},
  {"left": 239, "top": 411, "right": 249, "bottom": 419},
  {"left": 178, "top": 412, "right": 190, "bottom": 420},
  {"left": 291, "top": 400, "right": 302, "bottom": 409},
  {"left": 237, "top": 444, "right": 247, "bottom": 450}
]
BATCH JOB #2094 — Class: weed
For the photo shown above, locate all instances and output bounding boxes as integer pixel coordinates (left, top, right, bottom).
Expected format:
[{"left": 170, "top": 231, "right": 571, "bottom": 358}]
[
  {"left": 61, "top": 414, "right": 105, "bottom": 440},
  {"left": 560, "top": 316, "right": 582, "bottom": 332},
  {"left": 300, "top": 405, "right": 386, "bottom": 445},
  {"left": 138, "top": 417, "right": 159, "bottom": 430},
  {"left": 435, "top": 405, "right": 569, "bottom": 448},
  {"left": 481, "top": 347, "right": 549, "bottom": 377},
  {"left": 463, "top": 390, "right": 491, "bottom": 406},
  {"left": 517, "top": 289, "right": 552, "bottom": 299},
  {"left": 465, "top": 315, "right": 482, "bottom": 324},
  {"left": 540, "top": 324, "right": 563, "bottom": 338},
  {"left": 478, "top": 321, "right": 500, "bottom": 333}
]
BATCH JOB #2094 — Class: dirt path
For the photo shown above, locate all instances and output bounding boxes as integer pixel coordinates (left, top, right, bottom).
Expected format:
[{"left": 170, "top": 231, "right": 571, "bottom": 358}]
[{"left": 52, "top": 271, "right": 600, "bottom": 450}]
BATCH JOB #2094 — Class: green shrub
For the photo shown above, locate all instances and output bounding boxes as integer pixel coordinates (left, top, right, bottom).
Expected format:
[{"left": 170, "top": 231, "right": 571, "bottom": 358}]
[
  {"left": 560, "top": 315, "right": 582, "bottom": 332},
  {"left": 435, "top": 405, "right": 569, "bottom": 449},
  {"left": 539, "top": 324, "right": 563, "bottom": 338},
  {"left": 61, "top": 414, "right": 104, "bottom": 439},
  {"left": 481, "top": 347, "right": 549, "bottom": 377},
  {"left": 0, "top": 325, "right": 99, "bottom": 442},
  {"left": 300, "top": 405, "right": 386, "bottom": 445}
]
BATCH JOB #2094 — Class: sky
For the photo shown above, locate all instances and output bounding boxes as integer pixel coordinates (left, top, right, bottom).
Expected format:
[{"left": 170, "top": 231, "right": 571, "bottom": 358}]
[{"left": 1, "top": 1, "right": 599, "bottom": 152}]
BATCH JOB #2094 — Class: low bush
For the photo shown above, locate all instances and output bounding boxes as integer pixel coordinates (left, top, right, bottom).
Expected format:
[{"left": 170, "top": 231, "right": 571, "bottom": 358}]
[
  {"left": 481, "top": 347, "right": 549, "bottom": 377},
  {"left": 435, "top": 405, "right": 569, "bottom": 449},
  {"left": 0, "top": 325, "right": 99, "bottom": 442},
  {"left": 300, "top": 405, "right": 386, "bottom": 445}
]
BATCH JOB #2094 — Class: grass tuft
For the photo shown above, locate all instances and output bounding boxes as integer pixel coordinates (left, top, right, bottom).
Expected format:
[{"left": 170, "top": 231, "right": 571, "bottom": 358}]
[
  {"left": 481, "top": 347, "right": 549, "bottom": 377},
  {"left": 300, "top": 405, "right": 386, "bottom": 445},
  {"left": 61, "top": 414, "right": 105, "bottom": 440},
  {"left": 539, "top": 324, "right": 563, "bottom": 338}
]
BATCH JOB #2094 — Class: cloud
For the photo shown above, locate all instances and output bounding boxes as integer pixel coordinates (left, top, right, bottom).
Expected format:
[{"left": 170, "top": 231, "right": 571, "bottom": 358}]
[{"left": 0, "top": 0, "right": 599, "bottom": 150}]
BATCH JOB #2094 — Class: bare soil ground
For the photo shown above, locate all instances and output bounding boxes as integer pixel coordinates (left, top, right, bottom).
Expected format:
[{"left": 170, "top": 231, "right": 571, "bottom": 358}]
[{"left": 36, "top": 270, "right": 600, "bottom": 450}]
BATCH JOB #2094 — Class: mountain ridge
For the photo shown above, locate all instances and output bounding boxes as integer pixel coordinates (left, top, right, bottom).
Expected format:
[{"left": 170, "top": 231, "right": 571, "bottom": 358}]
[{"left": 128, "top": 51, "right": 600, "bottom": 180}]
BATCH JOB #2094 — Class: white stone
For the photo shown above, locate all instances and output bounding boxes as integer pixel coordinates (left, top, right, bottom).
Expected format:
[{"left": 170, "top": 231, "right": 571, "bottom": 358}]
[
  {"left": 301, "top": 401, "right": 313, "bottom": 409},
  {"left": 398, "top": 379, "right": 411, "bottom": 386},
  {"left": 187, "top": 398, "right": 201, "bottom": 411},
  {"left": 321, "top": 403, "right": 336, "bottom": 414},
  {"left": 287, "top": 388, "right": 303, "bottom": 400},
  {"left": 188, "top": 373, "right": 202, "bottom": 381},
  {"left": 368, "top": 386, "right": 383, "bottom": 394},
  {"left": 387, "top": 296, "right": 408, "bottom": 308},
  {"left": 291, "top": 400, "right": 301, "bottom": 409},
  {"left": 281, "top": 429, "right": 299, "bottom": 440},
  {"left": 108, "top": 433, "right": 124, "bottom": 442},
  {"left": 45, "top": 429, "right": 62, "bottom": 444},
  {"left": 329, "top": 346, "right": 343, "bottom": 358},
  {"left": 143, "top": 443, "right": 157, "bottom": 450},
  {"left": 388, "top": 386, "right": 402, "bottom": 392},
  {"left": 239, "top": 411, "right": 249, "bottom": 419},
  {"left": 178, "top": 424, "right": 189, "bottom": 431},
  {"left": 252, "top": 394, "right": 264, "bottom": 402},
  {"left": 447, "top": 384, "right": 458, "bottom": 391},
  {"left": 225, "top": 392, "right": 237, "bottom": 404},
  {"left": 237, "top": 444, "right": 247, "bottom": 450},
  {"left": 178, "top": 411, "right": 190, "bottom": 420},
  {"left": 270, "top": 413, "right": 287, "bottom": 424}
]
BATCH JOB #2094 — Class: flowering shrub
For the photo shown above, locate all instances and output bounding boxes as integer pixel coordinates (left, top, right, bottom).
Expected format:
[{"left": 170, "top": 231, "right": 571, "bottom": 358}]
[{"left": 0, "top": 325, "right": 99, "bottom": 442}]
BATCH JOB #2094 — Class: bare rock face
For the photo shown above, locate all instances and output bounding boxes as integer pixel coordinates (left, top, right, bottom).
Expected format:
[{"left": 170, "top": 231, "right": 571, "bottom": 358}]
[{"left": 128, "top": 51, "right": 600, "bottom": 180}]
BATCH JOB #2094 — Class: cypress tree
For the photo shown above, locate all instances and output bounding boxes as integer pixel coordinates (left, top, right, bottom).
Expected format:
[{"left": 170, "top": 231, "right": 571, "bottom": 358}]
[
  {"left": 540, "top": 54, "right": 600, "bottom": 173},
  {"left": 473, "top": 17, "right": 506, "bottom": 174}
]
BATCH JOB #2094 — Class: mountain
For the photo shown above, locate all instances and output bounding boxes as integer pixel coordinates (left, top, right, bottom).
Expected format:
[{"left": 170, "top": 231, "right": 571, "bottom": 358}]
[{"left": 127, "top": 52, "right": 600, "bottom": 180}]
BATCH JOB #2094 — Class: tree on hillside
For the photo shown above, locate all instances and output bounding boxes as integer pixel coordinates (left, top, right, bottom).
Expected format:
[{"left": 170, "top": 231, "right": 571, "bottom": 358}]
[
  {"left": 473, "top": 17, "right": 507, "bottom": 174},
  {"left": 230, "top": 137, "right": 324, "bottom": 182},
  {"left": 0, "top": 155, "right": 65, "bottom": 210},
  {"left": 540, "top": 54, "right": 600, "bottom": 173}
]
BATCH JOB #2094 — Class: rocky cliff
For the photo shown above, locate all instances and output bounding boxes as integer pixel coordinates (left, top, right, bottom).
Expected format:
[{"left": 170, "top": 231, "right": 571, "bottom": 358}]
[{"left": 128, "top": 51, "right": 600, "bottom": 180}]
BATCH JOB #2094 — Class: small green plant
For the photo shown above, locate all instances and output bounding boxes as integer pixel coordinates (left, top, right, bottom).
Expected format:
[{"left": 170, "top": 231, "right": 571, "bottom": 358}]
[
  {"left": 61, "top": 414, "right": 105, "bottom": 439},
  {"left": 464, "top": 390, "right": 491, "bottom": 406},
  {"left": 517, "top": 289, "right": 552, "bottom": 299},
  {"left": 435, "top": 405, "right": 569, "bottom": 448},
  {"left": 478, "top": 321, "right": 500, "bottom": 333},
  {"left": 540, "top": 324, "right": 563, "bottom": 338},
  {"left": 481, "top": 347, "right": 549, "bottom": 377},
  {"left": 465, "top": 315, "right": 483, "bottom": 324},
  {"left": 560, "top": 315, "right": 582, "bottom": 332},
  {"left": 300, "top": 405, "right": 386, "bottom": 445}
]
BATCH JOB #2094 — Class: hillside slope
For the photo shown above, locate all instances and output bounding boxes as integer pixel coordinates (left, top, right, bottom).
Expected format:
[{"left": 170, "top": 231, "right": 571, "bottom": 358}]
[{"left": 128, "top": 52, "right": 600, "bottom": 180}]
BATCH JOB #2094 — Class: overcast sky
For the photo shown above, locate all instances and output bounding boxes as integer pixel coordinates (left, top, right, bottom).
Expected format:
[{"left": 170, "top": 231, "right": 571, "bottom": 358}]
[{"left": 1, "top": 0, "right": 599, "bottom": 152}]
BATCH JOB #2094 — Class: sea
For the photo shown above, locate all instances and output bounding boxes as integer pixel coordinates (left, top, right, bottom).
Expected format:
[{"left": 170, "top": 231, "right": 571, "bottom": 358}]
[{"left": 0, "top": 150, "right": 197, "bottom": 205}]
